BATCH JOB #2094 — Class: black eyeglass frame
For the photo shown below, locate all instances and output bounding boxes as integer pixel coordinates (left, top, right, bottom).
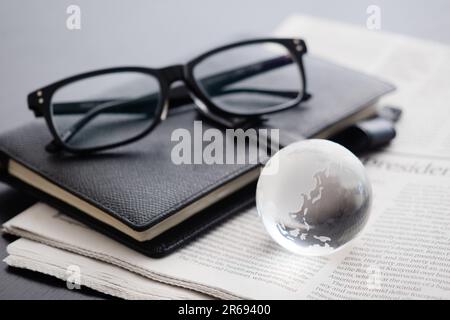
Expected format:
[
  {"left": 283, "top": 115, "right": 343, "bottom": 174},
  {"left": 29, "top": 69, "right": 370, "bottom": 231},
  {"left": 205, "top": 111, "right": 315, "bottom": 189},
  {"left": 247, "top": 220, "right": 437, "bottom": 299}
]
[{"left": 28, "top": 38, "right": 310, "bottom": 154}]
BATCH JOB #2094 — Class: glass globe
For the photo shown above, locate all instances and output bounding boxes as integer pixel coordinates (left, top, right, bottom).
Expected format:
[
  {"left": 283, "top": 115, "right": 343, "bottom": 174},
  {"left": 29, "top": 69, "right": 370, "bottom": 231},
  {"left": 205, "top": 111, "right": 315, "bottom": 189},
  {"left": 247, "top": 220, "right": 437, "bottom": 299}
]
[{"left": 256, "top": 139, "right": 372, "bottom": 256}]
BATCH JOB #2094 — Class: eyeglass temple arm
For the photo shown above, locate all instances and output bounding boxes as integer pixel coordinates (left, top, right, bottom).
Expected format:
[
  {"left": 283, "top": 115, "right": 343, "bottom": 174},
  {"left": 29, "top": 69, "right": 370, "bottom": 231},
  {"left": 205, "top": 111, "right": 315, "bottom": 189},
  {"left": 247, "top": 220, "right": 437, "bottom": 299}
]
[
  {"left": 48, "top": 86, "right": 301, "bottom": 149},
  {"left": 51, "top": 99, "right": 145, "bottom": 146},
  {"left": 199, "top": 55, "right": 295, "bottom": 95}
]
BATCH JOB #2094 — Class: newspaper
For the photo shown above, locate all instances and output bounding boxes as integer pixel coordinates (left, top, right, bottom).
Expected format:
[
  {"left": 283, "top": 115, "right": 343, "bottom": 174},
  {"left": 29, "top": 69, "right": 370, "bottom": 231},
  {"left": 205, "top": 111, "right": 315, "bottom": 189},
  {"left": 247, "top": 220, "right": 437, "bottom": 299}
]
[
  {"left": 4, "top": 238, "right": 208, "bottom": 300},
  {"left": 275, "top": 15, "right": 450, "bottom": 159},
  {"left": 3, "top": 15, "right": 450, "bottom": 299}
]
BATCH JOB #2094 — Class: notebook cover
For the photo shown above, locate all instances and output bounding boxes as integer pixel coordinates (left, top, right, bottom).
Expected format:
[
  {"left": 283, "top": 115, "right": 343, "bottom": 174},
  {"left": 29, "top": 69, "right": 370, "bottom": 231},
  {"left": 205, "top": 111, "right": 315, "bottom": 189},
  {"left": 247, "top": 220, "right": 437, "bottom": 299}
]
[{"left": 0, "top": 56, "right": 394, "bottom": 257}]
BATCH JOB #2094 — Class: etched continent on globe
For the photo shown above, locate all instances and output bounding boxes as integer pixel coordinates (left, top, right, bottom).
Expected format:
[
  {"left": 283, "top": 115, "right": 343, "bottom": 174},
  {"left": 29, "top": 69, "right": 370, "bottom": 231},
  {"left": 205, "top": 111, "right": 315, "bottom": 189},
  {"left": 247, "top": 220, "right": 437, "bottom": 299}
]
[{"left": 277, "top": 164, "right": 362, "bottom": 250}]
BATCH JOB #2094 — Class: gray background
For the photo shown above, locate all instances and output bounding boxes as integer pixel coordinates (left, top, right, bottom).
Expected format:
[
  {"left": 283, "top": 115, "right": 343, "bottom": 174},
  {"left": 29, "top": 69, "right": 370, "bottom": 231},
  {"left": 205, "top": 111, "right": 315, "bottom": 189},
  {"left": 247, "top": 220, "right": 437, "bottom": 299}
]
[{"left": 0, "top": 0, "right": 449, "bottom": 299}]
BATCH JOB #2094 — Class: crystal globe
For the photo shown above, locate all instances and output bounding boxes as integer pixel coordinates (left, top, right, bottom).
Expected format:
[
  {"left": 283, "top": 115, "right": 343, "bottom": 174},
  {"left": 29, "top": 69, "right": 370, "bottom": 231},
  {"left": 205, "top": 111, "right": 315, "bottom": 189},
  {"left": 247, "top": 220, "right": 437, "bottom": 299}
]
[{"left": 256, "top": 139, "right": 372, "bottom": 256}]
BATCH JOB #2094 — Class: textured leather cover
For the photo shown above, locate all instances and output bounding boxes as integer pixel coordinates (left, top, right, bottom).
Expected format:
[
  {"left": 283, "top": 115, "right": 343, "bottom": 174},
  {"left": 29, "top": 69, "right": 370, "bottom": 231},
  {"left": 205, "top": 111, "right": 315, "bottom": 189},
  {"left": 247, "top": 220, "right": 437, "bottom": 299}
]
[{"left": 0, "top": 56, "right": 395, "bottom": 257}]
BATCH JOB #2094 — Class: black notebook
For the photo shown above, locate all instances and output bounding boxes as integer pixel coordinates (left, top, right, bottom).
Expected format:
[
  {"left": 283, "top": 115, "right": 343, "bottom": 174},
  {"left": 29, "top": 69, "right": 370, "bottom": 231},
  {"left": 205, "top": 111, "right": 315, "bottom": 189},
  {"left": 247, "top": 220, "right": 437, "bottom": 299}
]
[{"left": 0, "top": 56, "right": 394, "bottom": 257}]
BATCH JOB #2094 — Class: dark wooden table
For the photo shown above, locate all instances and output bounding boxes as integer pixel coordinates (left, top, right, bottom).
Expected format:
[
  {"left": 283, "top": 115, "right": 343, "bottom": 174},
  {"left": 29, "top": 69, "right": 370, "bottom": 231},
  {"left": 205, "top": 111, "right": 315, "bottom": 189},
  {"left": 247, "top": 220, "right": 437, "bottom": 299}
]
[{"left": 1, "top": 0, "right": 449, "bottom": 299}]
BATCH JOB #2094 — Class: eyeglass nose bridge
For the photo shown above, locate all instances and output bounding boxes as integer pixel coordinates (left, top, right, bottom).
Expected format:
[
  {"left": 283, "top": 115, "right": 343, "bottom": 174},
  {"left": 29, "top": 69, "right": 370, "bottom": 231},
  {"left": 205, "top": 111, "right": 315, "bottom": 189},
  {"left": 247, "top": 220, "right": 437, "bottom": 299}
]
[
  {"left": 159, "top": 65, "right": 186, "bottom": 84},
  {"left": 158, "top": 64, "right": 194, "bottom": 120}
]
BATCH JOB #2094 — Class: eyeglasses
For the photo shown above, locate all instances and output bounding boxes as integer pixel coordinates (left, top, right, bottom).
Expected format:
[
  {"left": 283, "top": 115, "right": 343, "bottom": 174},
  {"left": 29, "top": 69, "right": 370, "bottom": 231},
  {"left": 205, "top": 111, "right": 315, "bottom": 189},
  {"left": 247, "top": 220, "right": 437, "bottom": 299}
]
[{"left": 28, "top": 38, "right": 311, "bottom": 154}]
